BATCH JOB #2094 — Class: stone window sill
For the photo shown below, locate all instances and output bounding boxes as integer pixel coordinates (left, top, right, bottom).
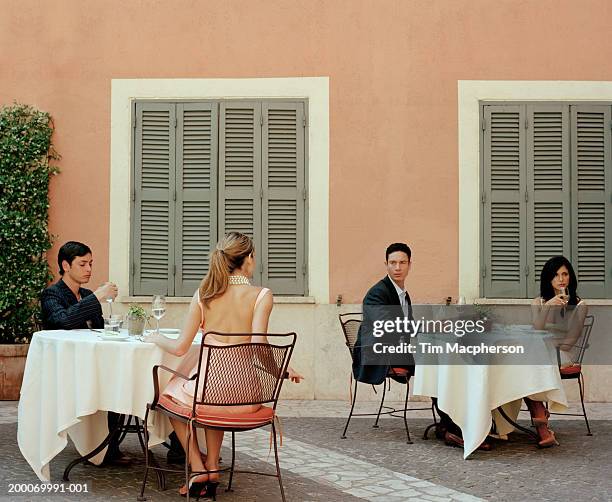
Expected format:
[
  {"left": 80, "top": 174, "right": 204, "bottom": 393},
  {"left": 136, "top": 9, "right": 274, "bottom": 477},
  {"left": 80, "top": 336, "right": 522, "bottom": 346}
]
[
  {"left": 120, "top": 296, "right": 316, "bottom": 305},
  {"left": 475, "top": 298, "right": 612, "bottom": 306}
]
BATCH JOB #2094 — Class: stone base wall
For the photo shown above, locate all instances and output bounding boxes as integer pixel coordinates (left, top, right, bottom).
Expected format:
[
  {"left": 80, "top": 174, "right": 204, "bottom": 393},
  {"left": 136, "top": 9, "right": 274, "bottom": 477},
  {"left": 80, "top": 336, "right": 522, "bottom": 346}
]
[{"left": 114, "top": 301, "right": 612, "bottom": 402}]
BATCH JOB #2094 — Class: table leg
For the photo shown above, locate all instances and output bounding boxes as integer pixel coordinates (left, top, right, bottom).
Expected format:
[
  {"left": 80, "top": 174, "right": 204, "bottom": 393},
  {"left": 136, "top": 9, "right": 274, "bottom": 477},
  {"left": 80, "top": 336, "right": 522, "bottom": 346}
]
[
  {"left": 134, "top": 417, "right": 166, "bottom": 491},
  {"left": 496, "top": 406, "right": 539, "bottom": 441},
  {"left": 63, "top": 414, "right": 126, "bottom": 481}
]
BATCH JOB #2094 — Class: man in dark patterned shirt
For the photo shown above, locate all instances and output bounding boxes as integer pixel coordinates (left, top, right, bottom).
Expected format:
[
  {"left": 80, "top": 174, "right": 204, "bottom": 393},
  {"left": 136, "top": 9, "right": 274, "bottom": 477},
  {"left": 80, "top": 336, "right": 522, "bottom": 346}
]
[
  {"left": 41, "top": 241, "right": 117, "bottom": 330},
  {"left": 40, "top": 241, "right": 132, "bottom": 465}
]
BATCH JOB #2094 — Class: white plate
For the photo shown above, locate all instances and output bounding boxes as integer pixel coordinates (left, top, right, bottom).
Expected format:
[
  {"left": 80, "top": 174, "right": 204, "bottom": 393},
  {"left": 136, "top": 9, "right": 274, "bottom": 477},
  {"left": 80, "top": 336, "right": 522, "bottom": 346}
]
[
  {"left": 145, "top": 329, "right": 181, "bottom": 339},
  {"left": 99, "top": 333, "right": 130, "bottom": 341}
]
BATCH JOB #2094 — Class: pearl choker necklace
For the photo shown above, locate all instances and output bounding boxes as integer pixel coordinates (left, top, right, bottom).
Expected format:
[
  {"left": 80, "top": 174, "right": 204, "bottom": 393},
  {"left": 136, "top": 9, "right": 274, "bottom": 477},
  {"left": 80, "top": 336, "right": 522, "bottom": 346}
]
[{"left": 228, "top": 275, "right": 250, "bottom": 285}]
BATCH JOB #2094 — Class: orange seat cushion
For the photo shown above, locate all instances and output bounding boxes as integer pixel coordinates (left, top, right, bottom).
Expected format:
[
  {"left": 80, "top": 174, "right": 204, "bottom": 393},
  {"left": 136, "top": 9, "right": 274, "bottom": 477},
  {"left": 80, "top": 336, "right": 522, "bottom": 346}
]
[
  {"left": 560, "top": 364, "right": 582, "bottom": 377},
  {"left": 157, "top": 394, "right": 275, "bottom": 428},
  {"left": 389, "top": 367, "right": 411, "bottom": 377}
]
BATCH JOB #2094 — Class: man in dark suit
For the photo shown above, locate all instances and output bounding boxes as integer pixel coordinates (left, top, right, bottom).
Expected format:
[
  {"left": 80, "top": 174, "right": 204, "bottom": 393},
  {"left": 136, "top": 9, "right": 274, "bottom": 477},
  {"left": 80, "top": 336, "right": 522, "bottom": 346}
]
[
  {"left": 40, "top": 241, "right": 133, "bottom": 465},
  {"left": 352, "top": 242, "right": 415, "bottom": 385},
  {"left": 352, "top": 243, "right": 482, "bottom": 449}
]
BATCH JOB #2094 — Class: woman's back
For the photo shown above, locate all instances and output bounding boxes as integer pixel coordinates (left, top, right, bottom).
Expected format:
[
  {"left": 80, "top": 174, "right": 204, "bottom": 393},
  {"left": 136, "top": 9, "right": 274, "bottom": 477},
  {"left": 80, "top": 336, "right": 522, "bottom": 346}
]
[{"left": 203, "top": 285, "right": 268, "bottom": 343}]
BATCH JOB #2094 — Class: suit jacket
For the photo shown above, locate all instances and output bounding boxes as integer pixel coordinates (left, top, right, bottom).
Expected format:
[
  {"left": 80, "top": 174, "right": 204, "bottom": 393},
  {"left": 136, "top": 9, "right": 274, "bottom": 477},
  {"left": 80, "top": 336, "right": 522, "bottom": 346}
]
[
  {"left": 352, "top": 276, "right": 414, "bottom": 385},
  {"left": 41, "top": 279, "right": 104, "bottom": 330}
]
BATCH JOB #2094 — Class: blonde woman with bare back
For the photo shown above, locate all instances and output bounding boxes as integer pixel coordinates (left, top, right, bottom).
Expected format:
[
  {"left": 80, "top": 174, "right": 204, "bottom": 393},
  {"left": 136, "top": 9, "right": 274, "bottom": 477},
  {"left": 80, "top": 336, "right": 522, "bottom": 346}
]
[{"left": 144, "top": 232, "right": 303, "bottom": 499}]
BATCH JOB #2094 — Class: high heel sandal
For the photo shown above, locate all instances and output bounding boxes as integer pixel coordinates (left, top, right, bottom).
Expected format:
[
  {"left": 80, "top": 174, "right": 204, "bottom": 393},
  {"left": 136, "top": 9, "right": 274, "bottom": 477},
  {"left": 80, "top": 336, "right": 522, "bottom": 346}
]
[
  {"left": 201, "top": 481, "right": 219, "bottom": 500},
  {"left": 536, "top": 425, "right": 559, "bottom": 448},
  {"left": 179, "top": 478, "right": 209, "bottom": 499},
  {"left": 537, "top": 430, "right": 559, "bottom": 448}
]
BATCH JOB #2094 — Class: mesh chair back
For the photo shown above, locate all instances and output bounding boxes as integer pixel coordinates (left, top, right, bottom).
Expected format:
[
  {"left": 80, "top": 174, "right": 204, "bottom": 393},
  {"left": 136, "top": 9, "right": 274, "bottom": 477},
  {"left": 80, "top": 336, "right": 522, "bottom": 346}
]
[
  {"left": 194, "top": 332, "right": 296, "bottom": 409},
  {"left": 339, "top": 313, "right": 363, "bottom": 355},
  {"left": 574, "top": 315, "right": 594, "bottom": 365}
]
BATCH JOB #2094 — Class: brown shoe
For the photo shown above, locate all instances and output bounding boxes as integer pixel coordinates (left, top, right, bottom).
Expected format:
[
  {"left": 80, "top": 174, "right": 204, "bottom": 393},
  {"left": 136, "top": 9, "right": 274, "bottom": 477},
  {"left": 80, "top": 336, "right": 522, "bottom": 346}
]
[
  {"left": 103, "top": 455, "right": 134, "bottom": 467},
  {"left": 444, "top": 432, "right": 492, "bottom": 451},
  {"left": 444, "top": 431, "right": 464, "bottom": 448}
]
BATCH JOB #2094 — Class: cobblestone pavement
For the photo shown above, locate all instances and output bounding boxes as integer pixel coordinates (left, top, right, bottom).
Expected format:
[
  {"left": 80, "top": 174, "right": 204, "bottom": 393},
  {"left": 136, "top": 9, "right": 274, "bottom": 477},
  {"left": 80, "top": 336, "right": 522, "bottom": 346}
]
[{"left": 1, "top": 401, "right": 610, "bottom": 501}]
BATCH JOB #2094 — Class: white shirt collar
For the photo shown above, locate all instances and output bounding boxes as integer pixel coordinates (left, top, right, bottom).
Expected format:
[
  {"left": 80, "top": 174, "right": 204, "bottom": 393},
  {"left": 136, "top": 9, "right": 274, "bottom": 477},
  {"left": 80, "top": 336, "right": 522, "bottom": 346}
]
[{"left": 388, "top": 275, "right": 406, "bottom": 298}]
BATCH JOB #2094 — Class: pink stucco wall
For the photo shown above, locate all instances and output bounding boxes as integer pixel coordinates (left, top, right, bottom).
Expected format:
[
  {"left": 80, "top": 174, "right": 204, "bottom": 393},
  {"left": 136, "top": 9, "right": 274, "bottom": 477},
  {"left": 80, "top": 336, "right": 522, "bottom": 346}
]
[{"left": 2, "top": 0, "right": 612, "bottom": 302}]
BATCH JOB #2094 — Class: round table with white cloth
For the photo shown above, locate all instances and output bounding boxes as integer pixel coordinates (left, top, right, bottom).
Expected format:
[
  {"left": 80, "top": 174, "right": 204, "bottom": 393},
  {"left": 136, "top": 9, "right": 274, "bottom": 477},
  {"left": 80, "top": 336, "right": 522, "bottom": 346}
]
[
  {"left": 17, "top": 329, "right": 200, "bottom": 482},
  {"left": 413, "top": 324, "right": 568, "bottom": 458}
]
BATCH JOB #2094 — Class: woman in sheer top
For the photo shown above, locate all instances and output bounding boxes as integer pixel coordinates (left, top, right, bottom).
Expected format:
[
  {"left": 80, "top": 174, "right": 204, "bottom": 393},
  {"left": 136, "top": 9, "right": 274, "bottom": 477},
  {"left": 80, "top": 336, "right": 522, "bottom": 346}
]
[
  {"left": 530, "top": 256, "right": 588, "bottom": 447},
  {"left": 145, "top": 232, "right": 303, "bottom": 497}
]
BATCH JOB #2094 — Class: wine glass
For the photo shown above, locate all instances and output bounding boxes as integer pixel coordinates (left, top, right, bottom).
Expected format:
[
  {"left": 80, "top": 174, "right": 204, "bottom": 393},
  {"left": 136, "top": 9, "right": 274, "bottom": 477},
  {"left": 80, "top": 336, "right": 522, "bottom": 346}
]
[{"left": 152, "top": 295, "right": 166, "bottom": 336}]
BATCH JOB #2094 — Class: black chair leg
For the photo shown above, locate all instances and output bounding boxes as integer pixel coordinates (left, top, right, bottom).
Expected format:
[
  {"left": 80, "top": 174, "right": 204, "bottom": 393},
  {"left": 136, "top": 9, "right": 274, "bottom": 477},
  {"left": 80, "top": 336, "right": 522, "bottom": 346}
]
[
  {"left": 226, "top": 431, "right": 236, "bottom": 492},
  {"left": 373, "top": 380, "right": 387, "bottom": 428},
  {"left": 403, "top": 377, "right": 412, "bottom": 444},
  {"left": 185, "top": 423, "right": 192, "bottom": 502},
  {"left": 137, "top": 410, "right": 150, "bottom": 501},
  {"left": 578, "top": 373, "right": 592, "bottom": 436},
  {"left": 272, "top": 421, "right": 286, "bottom": 502},
  {"left": 341, "top": 379, "right": 359, "bottom": 438},
  {"left": 423, "top": 399, "right": 439, "bottom": 440}
]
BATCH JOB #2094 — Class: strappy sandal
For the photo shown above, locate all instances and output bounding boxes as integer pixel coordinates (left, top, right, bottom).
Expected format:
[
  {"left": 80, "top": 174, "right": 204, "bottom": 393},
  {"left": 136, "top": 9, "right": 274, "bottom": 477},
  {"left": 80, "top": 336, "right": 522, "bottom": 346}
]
[
  {"left": 533, "top": 417, "right": 559, "bottom": 448},
  {"left": 536, "top": 426, "right": 559, "bottom": 448}
]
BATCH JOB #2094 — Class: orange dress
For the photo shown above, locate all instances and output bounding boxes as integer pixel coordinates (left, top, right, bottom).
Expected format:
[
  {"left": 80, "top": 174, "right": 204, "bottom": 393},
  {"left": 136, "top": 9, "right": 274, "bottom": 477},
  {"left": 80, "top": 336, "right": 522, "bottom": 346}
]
[{"left": 162, "top": 288, "right": 269, "bottom": 415}]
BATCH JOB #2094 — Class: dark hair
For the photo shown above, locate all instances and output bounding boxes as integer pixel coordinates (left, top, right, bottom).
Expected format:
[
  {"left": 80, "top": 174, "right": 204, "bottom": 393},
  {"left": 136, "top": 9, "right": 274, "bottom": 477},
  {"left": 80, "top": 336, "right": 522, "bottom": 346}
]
[
  {"left": 540, "top": 256, "right": 579, "bottom": 305},
  {"left": 58, "top": 241, "right": 92, "bottom": 275},
  {"left": 385, "top": 242, "right": 411, "bottom": 262}
]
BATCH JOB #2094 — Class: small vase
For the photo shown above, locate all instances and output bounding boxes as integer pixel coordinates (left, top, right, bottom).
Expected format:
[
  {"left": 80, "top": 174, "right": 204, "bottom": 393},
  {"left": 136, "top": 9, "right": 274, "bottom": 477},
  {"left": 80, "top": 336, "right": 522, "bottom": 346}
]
[{"left": 127, "top": 316, "right": 146, "bottom": 336}]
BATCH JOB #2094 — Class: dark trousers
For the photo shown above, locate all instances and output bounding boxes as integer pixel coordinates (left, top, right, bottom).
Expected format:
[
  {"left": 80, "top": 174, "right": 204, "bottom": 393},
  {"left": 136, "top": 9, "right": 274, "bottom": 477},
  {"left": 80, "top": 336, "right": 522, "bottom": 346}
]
[
  {"left": 167, "top": 431, "right": 186, "bottom": 461},
  {"left": 432, "top": 398, "right": 462, "bottom": 436},
  {"left": 106, "top": 412, "right": 123, "bottom": 459}
]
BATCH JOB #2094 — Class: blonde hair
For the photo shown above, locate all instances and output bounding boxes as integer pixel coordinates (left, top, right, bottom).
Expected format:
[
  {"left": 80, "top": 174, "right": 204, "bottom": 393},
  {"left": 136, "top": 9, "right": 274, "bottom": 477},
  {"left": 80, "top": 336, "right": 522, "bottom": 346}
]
[{"left": 199, "top": 232, "right": 254, "bottom": 307}]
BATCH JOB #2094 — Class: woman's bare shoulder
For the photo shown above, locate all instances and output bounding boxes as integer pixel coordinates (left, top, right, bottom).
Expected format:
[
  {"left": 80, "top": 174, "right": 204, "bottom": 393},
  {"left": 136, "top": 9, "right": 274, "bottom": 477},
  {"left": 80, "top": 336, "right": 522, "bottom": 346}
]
[
  {"left": 248, "top": 285, "right": 272, "bottom": 296},
  {"left": 532, "top": 297, "right": 544, "bottom": 306}
]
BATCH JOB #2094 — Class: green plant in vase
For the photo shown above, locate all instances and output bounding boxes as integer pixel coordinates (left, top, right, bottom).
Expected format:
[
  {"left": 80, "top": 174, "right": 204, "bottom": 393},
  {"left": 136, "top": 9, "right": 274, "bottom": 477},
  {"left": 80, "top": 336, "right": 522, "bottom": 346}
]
[{"left": 126, "top": 304, "right": 148, "bottom": 336}]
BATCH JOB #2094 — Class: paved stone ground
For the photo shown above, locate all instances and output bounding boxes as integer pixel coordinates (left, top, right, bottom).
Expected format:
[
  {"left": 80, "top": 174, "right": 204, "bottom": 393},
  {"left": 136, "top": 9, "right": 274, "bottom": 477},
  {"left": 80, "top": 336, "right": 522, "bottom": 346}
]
[
  {"left": 283, "top": 417, "right": 612, "bottom": 501},
  {"left": 1, "top": 401, "right": 611, "bottom": 501}
]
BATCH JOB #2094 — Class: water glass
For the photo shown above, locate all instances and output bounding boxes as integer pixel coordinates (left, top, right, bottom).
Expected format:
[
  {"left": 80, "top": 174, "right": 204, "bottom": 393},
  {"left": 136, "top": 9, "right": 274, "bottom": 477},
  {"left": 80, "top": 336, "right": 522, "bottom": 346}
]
[{"left": 104, "top": 315, "right": 122, "bottom": 336}]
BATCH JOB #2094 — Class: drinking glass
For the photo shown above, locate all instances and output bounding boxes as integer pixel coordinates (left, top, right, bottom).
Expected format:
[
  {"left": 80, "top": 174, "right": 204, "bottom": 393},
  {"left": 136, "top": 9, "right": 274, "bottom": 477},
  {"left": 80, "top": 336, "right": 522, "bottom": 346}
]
[
  {"left": 152, "top": 295, "right": 166, "bottom": 335},
  {"left": 104, "top": 315, "right": 121, "bottom": 336},
  {"left": 106, "top": 296, "right": 113, "bottom": 317}
]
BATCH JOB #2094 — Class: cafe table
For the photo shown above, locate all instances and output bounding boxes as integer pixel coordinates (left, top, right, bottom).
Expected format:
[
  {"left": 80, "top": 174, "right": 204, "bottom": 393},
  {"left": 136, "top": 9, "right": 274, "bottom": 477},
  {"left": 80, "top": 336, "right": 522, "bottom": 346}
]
[
  {"left": 17, "top": 329, "right": 199, "bottom": 482},
  {"left": 413, "top": 324, "right": 568, "bottom": 458}
]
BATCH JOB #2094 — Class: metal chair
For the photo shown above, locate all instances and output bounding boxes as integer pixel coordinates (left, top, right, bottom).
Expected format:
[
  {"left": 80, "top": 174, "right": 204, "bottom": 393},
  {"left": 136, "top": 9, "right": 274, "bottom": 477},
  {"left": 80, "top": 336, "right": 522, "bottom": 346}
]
[
  {"left": 138, "top": 332, "right": 296, "bottom": 502},
  {"left": 549, "top": 315, "right": 595, "bottom": 435},
  {"left": 339, "top": 312, "right": 434, "bottom": 444}
]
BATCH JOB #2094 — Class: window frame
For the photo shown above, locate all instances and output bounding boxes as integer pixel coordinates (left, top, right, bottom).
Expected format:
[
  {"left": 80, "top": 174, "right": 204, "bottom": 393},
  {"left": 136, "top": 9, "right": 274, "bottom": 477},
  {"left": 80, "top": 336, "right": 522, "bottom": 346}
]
[
  {"left": 479, "top": 100, "right": 612, "bottom": 299},
  {"left": 129, "top": 98, "right": 310, "bottom": 297}
]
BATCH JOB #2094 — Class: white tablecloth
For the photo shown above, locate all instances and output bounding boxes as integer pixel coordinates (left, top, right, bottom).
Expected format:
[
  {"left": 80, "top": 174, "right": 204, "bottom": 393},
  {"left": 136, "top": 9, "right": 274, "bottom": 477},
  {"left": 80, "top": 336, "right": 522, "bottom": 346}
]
[
  {"left": 18, "top": 329, "right": 198, "bottom": 481},
  {"left": 413, "top": 325, "right": 568, "bottom": 458}
]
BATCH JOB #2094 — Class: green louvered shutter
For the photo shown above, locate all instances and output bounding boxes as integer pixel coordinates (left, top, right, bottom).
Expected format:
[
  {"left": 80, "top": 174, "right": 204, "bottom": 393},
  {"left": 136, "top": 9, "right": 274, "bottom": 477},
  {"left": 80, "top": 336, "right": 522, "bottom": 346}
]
[
  {"left": 174, "top": 102, "right": 219, "bottom": 296},
  {"left": 132, "top": 102, "right": 176, "bottom": 296},
  {"left": 571, "top": 105, "right": 612, "bottom": 298},
  {"left": 482, "top": 105, "right": 527, "bottom": 297},
  {"left": 218, "top": 101, "right": 262, "bottom": 285},
  {"left": 526, "top": 105, "right": 571, "bottom": 297},
  {"left": 261, "top": 102, "right": 307, "bottom": 295}
]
